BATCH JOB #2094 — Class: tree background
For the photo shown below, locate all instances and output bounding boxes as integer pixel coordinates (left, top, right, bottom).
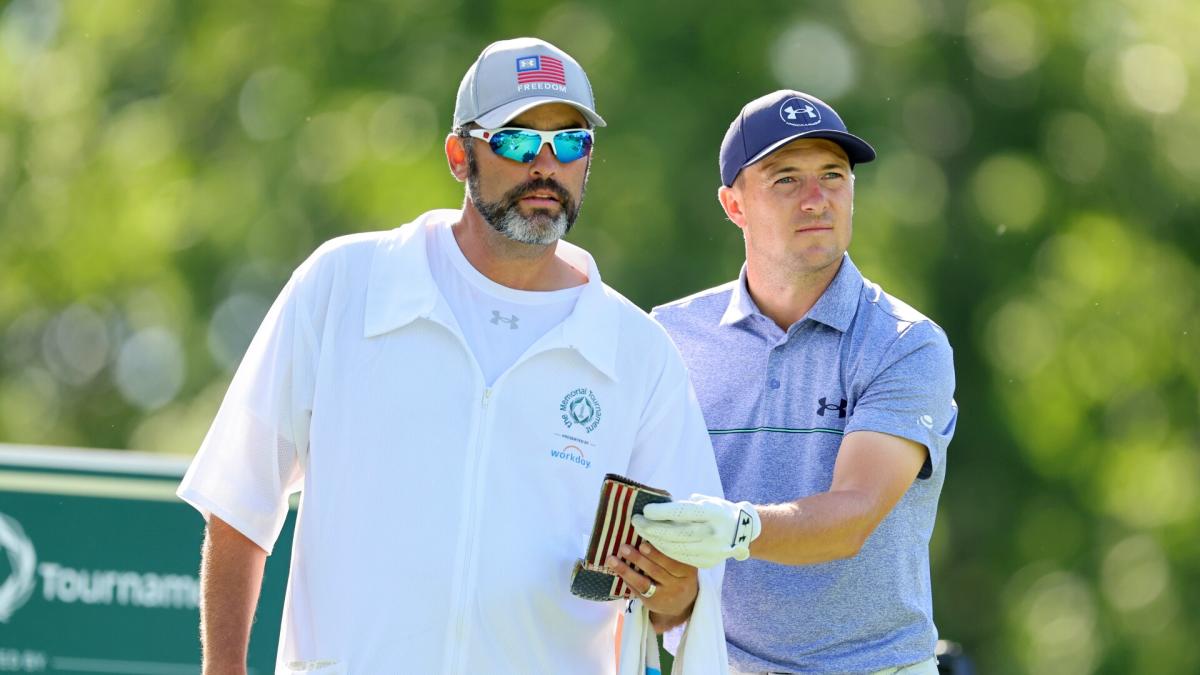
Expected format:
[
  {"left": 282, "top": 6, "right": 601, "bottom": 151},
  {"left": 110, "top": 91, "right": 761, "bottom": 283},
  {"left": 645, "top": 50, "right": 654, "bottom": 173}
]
[{"left": 2, "top": 1, "right": 1198, "bottom": 672}]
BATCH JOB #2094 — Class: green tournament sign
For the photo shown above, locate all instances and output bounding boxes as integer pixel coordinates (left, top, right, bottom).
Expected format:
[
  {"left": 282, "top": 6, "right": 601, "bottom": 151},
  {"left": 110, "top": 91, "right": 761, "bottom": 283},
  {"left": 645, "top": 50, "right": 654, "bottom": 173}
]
[{"left": 0, "top": 444, "right": 294, "bottom": 674}]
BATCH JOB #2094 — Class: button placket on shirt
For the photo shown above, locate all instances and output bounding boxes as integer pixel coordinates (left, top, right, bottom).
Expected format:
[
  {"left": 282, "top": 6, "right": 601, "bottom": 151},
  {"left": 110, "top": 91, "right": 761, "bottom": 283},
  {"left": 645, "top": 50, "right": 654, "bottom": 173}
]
[
  {"left": 766, "top": 343, "right": 784, "bottom": 391},
  {"left": 766, "top": 319, "right": 809, "bottom": 394},
  {"left": 766, "top": 324, "right": 794, "bottom": 394}
]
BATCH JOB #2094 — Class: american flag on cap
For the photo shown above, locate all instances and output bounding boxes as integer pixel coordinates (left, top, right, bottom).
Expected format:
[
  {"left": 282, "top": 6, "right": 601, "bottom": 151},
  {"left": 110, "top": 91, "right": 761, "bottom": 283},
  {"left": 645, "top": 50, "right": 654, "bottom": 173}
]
[{"left": 515, "top": 54, "right": 566, "bottom": 86}]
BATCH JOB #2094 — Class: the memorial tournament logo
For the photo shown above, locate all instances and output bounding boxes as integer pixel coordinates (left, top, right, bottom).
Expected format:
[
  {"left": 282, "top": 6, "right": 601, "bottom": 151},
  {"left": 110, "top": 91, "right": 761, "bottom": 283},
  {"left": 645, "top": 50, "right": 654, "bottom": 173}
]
[
  {"left": 560, "top": 387, "right": 603, "bottom": 433},
  {"left": 0, "top": 512, "right": 36, "bottom": 623}
]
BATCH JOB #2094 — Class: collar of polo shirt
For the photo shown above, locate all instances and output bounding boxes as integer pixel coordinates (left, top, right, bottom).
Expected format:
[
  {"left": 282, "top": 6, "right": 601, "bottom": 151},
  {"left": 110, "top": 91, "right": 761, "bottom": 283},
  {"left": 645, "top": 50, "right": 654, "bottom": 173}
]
[
  {"left": 720, "top": 253, "right": 865, "bottom": 333},
  {"left": 362, "top": 209, "right": 620, "bottom": 380}
]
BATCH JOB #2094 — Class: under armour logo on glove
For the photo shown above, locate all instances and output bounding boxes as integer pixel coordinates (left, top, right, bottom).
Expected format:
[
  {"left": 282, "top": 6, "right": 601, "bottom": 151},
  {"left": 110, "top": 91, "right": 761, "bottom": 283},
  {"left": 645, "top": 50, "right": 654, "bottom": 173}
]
[
  {"left": 736, "top": 513, "right": 753, "bottom": 543},
  {"left": 490, "top": 311, "right": 519, "bottom": 329}
]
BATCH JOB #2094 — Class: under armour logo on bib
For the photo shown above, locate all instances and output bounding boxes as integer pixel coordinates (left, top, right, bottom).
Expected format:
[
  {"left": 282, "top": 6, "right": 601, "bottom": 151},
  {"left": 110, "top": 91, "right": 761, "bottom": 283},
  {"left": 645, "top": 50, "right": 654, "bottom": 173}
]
[{"left": 490, "top": 311, "right": 519, "bottom": 329}]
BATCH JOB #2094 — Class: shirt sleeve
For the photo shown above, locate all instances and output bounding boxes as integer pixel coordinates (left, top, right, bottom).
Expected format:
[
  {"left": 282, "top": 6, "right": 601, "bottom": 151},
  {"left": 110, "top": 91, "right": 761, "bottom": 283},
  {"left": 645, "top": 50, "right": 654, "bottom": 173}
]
[
  {"left": 626, "top": 333, "right": 729, "bottom": 669},
  {"left": 843, "top": 321, "right": 957, "bottom": 479},
  {"left": 626, "top": 333, "right": 725, "bottom": 503},
  {"left": 177, "top": 266, "right": 320, "bottom": 553}
]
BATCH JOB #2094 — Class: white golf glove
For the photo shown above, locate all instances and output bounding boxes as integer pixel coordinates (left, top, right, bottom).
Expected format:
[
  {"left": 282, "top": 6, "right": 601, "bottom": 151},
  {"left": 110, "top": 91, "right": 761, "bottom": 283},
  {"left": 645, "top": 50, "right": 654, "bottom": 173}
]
[{"left": 632, "top": 494, "right": 761, "bottom": 569}]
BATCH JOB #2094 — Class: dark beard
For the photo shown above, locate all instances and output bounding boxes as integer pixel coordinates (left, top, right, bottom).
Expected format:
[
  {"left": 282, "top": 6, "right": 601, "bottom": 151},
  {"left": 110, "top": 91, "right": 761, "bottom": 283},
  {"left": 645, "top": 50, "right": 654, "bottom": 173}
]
[{"left": 465, "top": 141, "right": 586, "bottom": 245}]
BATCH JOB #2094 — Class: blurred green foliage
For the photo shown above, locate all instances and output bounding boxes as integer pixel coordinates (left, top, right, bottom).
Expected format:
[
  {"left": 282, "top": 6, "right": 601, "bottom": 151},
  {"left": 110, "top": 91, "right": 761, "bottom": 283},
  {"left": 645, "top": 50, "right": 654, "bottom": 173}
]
[{"left": 2, "top": 0, "right": 1198, "bottom": 672}]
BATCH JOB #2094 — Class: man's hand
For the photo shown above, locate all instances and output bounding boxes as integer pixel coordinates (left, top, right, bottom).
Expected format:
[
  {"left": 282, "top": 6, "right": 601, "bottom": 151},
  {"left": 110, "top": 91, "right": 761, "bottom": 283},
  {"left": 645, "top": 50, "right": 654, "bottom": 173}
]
[
  {"left": 606, "top": 541, "right": 698, "bottom": 633},
  {"left": 632, "top": 494, "right": 761, "bottom": 569}
]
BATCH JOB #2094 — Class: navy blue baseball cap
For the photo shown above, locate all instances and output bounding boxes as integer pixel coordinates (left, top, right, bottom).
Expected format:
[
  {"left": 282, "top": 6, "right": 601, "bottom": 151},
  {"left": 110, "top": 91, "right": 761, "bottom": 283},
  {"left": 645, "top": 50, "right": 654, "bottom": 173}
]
[{"left": 719, "top": 90, "right": 876, "bottom": 187}]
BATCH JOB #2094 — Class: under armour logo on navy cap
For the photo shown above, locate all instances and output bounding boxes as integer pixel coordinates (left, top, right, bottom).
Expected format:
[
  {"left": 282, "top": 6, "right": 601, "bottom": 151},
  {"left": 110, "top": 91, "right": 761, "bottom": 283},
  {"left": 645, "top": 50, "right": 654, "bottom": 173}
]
[
  {"left": 720, "top": 90, "right": 876, "bottom": 187},
  {"left": 780, "top": 97, "right": 822, "bottom": 126}
]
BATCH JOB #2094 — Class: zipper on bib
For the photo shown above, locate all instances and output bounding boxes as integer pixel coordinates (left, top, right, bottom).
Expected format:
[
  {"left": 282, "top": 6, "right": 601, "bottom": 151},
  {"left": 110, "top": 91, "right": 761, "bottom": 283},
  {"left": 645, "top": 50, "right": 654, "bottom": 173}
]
[{"left": 448, "top": 385, "right": 493, "bottom": 672}]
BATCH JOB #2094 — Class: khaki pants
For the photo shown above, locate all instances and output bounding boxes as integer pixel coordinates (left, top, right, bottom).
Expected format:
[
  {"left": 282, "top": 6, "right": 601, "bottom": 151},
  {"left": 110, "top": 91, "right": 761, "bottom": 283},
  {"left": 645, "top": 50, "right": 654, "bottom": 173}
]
[{"left": 731, "top": 655, "right": 939, "bottom": 675}]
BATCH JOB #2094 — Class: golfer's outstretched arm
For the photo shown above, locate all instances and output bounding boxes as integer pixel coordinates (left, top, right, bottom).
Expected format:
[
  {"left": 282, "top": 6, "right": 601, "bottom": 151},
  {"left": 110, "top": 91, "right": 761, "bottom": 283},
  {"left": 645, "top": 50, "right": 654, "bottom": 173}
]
[{"left": 200, "top": 515, "right": 267, "bottom": 675}]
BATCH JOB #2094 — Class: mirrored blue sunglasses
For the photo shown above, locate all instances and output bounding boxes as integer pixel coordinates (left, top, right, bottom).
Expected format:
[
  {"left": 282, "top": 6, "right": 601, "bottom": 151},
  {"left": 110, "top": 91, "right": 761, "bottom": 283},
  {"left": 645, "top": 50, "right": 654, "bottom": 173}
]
[{"left": 467, "top": 127, "right": 594, "bottom": 164}]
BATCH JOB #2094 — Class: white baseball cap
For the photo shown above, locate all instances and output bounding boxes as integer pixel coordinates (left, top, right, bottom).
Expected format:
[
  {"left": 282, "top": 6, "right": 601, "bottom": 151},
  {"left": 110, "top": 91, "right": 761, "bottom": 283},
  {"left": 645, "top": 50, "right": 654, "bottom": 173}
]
[{"left": 453, "top": 37, "right": 606, "bottom": 129}]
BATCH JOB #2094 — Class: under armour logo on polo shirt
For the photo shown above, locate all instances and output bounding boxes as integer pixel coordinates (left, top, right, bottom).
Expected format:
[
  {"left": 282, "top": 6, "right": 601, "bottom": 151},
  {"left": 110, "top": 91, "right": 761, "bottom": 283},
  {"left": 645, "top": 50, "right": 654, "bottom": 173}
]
[
  {"left": 490, "top": 311, "right": 519, "bottom": 329},
  {"left": 817, "top": 397, "right": 848, "bottom": 418}
]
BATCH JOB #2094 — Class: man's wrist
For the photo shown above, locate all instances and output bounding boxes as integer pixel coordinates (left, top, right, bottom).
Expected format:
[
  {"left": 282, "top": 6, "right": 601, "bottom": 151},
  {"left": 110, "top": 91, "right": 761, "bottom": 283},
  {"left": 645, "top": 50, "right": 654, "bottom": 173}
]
[
  {"left": 202, "top": 664, "right": 248, "bottom": 675},
  {"left": 649, "top": 599, "right": 695, "bottom": 634}
]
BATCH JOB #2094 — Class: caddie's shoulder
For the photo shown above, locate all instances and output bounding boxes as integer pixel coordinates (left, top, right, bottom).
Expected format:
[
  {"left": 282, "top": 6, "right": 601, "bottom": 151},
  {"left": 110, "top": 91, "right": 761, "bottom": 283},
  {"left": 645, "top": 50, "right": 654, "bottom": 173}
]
[
  {"left": 293, "top": 230, "right": 386, "bottom": 281},
  {"left": 598, "top": 282, "right": 677, "bottom": 348}
]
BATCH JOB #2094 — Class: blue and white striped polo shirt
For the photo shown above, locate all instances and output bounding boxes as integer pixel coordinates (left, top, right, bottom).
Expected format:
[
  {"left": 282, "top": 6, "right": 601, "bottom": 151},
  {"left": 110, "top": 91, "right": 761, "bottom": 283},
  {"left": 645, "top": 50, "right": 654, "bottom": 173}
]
[{"left": 653, "top": 254, "right": 957, "bottom": 674}]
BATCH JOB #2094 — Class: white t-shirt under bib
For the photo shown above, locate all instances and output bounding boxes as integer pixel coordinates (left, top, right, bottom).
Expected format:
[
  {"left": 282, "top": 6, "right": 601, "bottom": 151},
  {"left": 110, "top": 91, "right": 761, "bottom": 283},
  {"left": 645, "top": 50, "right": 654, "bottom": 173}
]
[{"left": 427, "top": 222, "right": 583, "bottom": 385}]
